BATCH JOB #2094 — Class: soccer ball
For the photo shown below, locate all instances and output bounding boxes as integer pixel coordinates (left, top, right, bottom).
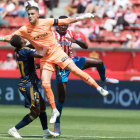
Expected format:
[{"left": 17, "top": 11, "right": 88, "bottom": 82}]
[{"left": 25, "top": 0, "right": 39, "bottom": 12}]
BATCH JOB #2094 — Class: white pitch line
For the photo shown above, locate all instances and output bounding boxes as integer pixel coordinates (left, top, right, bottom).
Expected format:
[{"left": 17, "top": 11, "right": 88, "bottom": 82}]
[{"left": 1, "top": 134, "right": 140, "bottom": 139}]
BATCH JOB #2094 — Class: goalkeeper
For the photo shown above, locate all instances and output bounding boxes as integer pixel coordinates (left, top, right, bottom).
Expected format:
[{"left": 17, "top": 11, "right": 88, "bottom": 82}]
[{"left": 0, "top": 1, "right": 109, "bottom": 124}]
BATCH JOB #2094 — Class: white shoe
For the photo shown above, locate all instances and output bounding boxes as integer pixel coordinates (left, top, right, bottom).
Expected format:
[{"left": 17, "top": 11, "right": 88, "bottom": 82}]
[
  {"left": 97, "top": 87, "right": 109, "bottom": 97},
  {"left": 50, "top": 109, "right": 60, "bottom": 124},
  {"left": 8, "top": 127, "right": 22, "bottom": 138},
  {"left": 43, "top": 129, "right": 59, "bottom": 138}
]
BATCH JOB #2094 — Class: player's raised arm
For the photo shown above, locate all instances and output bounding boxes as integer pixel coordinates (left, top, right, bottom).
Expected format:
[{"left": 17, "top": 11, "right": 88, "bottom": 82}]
[
  {"left": 57, "top": 13, "right": 94, "bottom": 25},
  {"left": 0, "top": 27, "right": 24, "bottom": 42},
  {"left": 66, "top": 37, "right": 88, "bottom": 49}
]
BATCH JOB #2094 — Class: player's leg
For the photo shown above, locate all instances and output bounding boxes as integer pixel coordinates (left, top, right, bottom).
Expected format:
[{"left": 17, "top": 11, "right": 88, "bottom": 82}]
[
  {"left": 82, "top": 57, "right": 119, "bottom": 84},
  {"left": 82, "top": 57, "right": 119, "bottom": 83},
  {"left": 40, "top": 69, "right": 60, "bottom": 123},
  {"left": 65, "top": 62, "right": 108, "bottom": 96},
  {"left": 8, "top": 106, "right": 40, "bottom": 138},
  {"left": 8, "top": 86, "right": 40, "bottom": 138},
  {"left": 39, "top": 95, "right": 59, "bottom": 138},
  {"left": 53, "top": 47, "right": 108, "bottom": 96},
  {"left": 54, "top": 82, "right": 67, "bottom": 135}
]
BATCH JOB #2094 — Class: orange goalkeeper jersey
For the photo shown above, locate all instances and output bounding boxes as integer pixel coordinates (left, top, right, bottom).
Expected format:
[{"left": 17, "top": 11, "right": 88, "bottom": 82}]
[{"left": 6, "top": 18, "right": 59, "bottom": 52}]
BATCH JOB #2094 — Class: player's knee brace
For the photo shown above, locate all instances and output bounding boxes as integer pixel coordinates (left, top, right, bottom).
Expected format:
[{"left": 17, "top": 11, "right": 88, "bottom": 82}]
[{"left": 42, "top": 81, "right": 55, "bottom": 104}]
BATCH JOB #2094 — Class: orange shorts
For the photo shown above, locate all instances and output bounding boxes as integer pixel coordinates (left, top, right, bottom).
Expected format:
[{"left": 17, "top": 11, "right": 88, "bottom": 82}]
[{"left": 40, "top": 45, "right": 73, "bottom": 71}]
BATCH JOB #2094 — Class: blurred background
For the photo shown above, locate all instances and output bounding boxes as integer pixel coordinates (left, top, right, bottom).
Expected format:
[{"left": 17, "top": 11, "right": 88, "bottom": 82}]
[{"left": 0, "top": 0, "right": 140, "bottom": 110}]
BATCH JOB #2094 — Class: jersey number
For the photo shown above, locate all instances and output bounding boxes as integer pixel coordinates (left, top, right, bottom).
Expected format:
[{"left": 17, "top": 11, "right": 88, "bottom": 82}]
[{"left": 17, "top": 61, "right": 25, "bottom": 77}]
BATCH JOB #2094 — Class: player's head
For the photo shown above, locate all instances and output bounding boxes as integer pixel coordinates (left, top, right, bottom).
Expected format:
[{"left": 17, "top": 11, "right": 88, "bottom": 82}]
[
  {"left": 58, "top": 15, "right": 68, "bottom": 34},
  {"left": 28, "top": 7, "right": 39, "bottom": 25},
  {"left": 10, "top": 35, "right": 26, "bottom": 51}
]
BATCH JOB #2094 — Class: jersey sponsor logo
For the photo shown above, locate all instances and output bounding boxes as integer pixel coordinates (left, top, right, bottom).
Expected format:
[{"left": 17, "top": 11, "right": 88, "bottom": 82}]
[
  {"left": 61, "top": 56, "right": 70, "bottom": 62},
  {"left": 59, "top": 41, "right": 71, "bottom": 46},
  {"left": 33, "top": 32, "right": 48, "bottom": 40}
]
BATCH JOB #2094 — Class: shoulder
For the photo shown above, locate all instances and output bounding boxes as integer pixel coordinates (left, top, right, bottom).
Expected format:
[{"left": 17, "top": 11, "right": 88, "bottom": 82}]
[
  {"left": 22, "top": 47, "right": 30, "bottom": 50},
  {"left": 67, "top": 30, "right": 75, "bottom": 35},
  {"left": 40, "top": 18, "right": 54, "bottom": 23}
]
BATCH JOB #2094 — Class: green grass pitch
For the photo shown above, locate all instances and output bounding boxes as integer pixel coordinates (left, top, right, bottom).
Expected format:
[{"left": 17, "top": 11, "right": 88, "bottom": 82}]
[{"left": 0, "top": 105, "right": 140, "bottom": 140}]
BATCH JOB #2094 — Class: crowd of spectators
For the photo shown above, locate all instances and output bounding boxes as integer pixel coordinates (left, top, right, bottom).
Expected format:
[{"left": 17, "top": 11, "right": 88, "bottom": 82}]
[
  {"left": 1, "top": 0, "right": 140, "bottom": 69},
  {"left": 62, "top": 0, "right": 140, "bottom": 48}
]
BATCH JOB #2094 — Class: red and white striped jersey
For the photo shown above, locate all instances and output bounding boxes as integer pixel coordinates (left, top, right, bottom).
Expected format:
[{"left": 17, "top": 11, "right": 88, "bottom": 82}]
[{"left": 52, "top": 30, "right": 79, "bottom": 59}]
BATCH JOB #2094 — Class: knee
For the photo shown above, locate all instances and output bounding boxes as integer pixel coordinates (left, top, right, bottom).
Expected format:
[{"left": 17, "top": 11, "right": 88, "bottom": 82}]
[
  {"left": 31, "top": 110, "right": 40, "bottom": 118},
  {"left": 98, "top": 59, "right": 104, "bottom": 67},
  {"left": 42, "top": 81, "right": 51, "bottom": 91}
]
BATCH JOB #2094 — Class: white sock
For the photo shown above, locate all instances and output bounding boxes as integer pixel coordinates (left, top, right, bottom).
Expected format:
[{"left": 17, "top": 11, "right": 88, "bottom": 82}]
[
  {"left": 53, "top": 108, "right": 58, "bottom": 112},
  {"left": 97, "top": 86, "right": 102, "bottom": 92},
  {"left": 43, "top": 129, "right": 49, "bottom": 133}
]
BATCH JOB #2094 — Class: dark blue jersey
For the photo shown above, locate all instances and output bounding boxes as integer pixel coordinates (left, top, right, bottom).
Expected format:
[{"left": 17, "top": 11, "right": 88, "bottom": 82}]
[{"left": 16, "top": 47, "right": 37, "bottom": 85}]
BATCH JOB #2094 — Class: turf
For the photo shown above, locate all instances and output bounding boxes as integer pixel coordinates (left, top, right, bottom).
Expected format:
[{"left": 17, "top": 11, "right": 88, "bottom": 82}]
[{"left": 0, "top": 105, "right": 140, "bottom": 140}]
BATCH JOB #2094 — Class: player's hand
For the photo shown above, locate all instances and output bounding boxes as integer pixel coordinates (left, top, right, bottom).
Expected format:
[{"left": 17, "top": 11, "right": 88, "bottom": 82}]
[
  {"left": 84, "top": 13, "right": 94, "bottom": 19},
  {"left": 76, "top": 13, "right": 94, "bottom": 21},
  {"left": 66, "top": 37, "right": 76, "bottom": 43}
]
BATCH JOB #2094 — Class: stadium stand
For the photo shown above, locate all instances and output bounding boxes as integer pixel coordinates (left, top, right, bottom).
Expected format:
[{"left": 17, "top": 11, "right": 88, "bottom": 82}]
[{"left": 0, "top": 0, "right": 139, "bottom": 49}]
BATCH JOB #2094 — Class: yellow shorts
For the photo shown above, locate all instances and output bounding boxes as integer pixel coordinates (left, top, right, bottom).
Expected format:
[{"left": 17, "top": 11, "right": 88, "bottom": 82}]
[{"left": 40, "top": 45, "right": 73, "bottom": 71}]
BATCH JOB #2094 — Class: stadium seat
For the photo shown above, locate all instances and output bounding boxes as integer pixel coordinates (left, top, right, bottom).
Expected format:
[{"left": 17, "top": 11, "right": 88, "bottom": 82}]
[
  {"left": 89, "top": 42, "right": 100, "bottom": 47},
  {"left": 100, "top": 42, "right": 110, "bottom": 47},
  {"left": 10, "top": 28, "right": 18, "bottom": 34},
  {"left": 24, "top": 18, "right": 29, "bottom": 24},
  {"left": 0, "top": 28, "right": 11, "bottom": 36},
  {"left": 1, "top": 17, "right": 14, "bottom": 27},
  {"left": 110, "top": 42, "right": 121, "bottom": 48},
  {"left": 136, "top": 18, "right": 140, "bottom": 24},
  {"left": 10, "top": 17, "right": 25, "bottom": 27}
]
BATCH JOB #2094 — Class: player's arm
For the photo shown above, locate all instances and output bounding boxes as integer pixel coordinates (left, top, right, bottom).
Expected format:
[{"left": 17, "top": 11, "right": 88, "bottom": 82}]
[
  {"left": 0, "top": 27, "right": 24, "bottom": 42},
  {"left": 53, "top": 13, "right": 94, "bottom": 26},
  {"left": 66, "top": 37, "right": 88, "bottom": 49},
  {"left": 33, "top": 47, "right": 48, "bottom": 58},
  {"left": 26, "top": 44, "right": 47, "bottom": 58}
]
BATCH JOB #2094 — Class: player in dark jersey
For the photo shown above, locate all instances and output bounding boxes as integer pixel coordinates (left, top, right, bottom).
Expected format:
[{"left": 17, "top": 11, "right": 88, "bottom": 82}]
[
  {"left": 8, "top": 35, "right": 59, "bottom": 138},
  {"left": 53, "top": 16, "right": 119, "bottom": 135}
]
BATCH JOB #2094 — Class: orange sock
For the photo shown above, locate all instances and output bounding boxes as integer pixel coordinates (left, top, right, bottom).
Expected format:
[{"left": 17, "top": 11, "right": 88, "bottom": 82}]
[
  {"left": 70, "top": 66, "right": 99, "bottom": 89},
  {"left": 42, "top": 81, "right": 56, "bottom": 109}
]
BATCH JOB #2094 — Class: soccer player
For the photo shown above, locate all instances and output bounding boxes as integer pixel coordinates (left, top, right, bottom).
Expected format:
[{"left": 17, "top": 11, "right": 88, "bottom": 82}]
[
  {"left": 0, "top": 3, "right": 109, "bottom": 124},
  {"left": 53, "top": 16, "right": 119, "bottom": 135},
  {"left": 8, "top": 35, "right": 59, "bottom": 138}
]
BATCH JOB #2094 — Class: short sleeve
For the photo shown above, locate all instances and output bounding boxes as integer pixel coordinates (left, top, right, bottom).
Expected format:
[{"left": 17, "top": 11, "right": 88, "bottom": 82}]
[
  {"left": 71, "top": 30, "right": 81, "bottom": 40},
  {"left": 47, "top": 18, "right": 55, "bottom": 27},
  {"left": 23, "top": 47, "right": 37, "bottom": 58},
  {"left": 5, "top": 26, "right": 25, "bottom": 41}
]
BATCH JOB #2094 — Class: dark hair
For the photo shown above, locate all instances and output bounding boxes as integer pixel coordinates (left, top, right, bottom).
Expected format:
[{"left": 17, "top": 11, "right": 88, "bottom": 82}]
[
  {"left": 10, "top": 35, "right": 22, "bottom": 51},
  {"left": 28, "top": 6, "right": 39, "bottom": 12},
  {"left": 59, "top": 15, "right": 68, "bottom": 19}
]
